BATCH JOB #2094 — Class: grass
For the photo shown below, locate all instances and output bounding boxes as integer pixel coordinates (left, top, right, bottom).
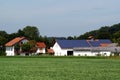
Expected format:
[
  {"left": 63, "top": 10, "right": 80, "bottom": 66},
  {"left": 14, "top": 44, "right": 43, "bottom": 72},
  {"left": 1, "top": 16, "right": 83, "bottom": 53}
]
[{"left": 0, "top": 57, "right": 120, "bottom": 80}]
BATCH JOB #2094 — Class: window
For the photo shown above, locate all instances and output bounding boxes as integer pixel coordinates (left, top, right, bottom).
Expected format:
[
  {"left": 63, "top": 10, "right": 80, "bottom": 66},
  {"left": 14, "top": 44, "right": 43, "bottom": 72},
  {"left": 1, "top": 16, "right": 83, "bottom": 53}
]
[
  {"left": 67, "top": 51, "right": 73, "bottom": 56},
  {"left": 11, "top": 47, "right": 13, "bottom": 51},
  {"left": 21, "top": 42, "right": 23, "bottom": 44},
  {"left": 104, "top": 53, "right": 107, "bottom": 56}
]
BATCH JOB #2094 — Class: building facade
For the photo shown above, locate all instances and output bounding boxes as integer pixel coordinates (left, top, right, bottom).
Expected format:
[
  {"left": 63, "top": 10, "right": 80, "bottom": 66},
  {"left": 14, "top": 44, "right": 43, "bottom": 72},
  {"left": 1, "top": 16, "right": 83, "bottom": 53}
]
[
  {"left": 5, "top": 37, "right": 28, "bottom": 56},
  {"left": 36, "top": 42, "right": 46, "bottom": 54},
  {"left": 53, "top": 39, "right": 112, "bottom": 56}
]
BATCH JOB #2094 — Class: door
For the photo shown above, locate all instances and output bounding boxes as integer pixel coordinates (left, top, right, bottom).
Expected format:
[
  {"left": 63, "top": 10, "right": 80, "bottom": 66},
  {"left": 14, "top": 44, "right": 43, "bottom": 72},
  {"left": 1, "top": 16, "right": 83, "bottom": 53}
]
[{"left": 67, "top": 51, "right": 73, "bottom": 56}]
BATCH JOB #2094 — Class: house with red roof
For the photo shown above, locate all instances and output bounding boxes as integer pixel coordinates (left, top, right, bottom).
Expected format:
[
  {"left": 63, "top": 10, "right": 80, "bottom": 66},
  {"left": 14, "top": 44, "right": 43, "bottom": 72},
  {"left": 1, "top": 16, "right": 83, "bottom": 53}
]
[
  {"left": 5, "top": 37, "right": 28, "bottom": 56},
  {"left": 36, "top": 42, "right": 46, "bottom": 54}
]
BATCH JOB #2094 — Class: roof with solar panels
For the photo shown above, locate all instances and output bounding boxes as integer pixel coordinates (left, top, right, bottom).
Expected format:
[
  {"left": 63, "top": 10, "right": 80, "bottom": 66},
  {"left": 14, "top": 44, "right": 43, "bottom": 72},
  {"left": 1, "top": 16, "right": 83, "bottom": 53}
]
[{"left": 56, "top": 36, "right": 112, "bottom": 49}]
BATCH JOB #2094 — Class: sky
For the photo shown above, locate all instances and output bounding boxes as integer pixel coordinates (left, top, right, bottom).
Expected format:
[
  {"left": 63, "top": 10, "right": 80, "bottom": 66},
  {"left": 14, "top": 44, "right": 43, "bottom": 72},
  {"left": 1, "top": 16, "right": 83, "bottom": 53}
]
[{"left": 0, "top": 0, "right": 120, "bottom": 37}]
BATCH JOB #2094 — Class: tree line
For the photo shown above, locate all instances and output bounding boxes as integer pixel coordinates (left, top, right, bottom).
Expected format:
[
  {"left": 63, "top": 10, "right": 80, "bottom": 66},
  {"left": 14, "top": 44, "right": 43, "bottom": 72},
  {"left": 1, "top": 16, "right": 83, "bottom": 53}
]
[
  {"left": 67, "top": 23, "right": 120, "bottom": 45},
  {"left": 0, "top": 23, "right": 120, "bottom": 55},
  {"left": 0, "top": 26, "right": 56, "bottom": 55}
]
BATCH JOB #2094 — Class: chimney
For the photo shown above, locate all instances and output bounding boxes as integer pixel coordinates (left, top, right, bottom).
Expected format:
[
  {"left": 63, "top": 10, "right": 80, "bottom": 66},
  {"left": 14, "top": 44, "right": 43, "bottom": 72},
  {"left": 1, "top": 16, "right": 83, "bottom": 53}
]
[{"left": 88, "top": 36, "right": 94, "bottom": 41}]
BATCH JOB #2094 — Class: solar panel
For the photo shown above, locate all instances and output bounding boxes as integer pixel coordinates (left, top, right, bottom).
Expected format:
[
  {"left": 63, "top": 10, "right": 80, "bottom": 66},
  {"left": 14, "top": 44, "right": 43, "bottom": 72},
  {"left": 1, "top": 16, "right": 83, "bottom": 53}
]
[
  {"left": 56, "top": 40, "right": 90, "bottom": 48},
  {"left": 88, "top": 39, "right": 112, "bottom": 47},
  {"left": 56, "top": 39, "right": 112, "bottom": 48}
]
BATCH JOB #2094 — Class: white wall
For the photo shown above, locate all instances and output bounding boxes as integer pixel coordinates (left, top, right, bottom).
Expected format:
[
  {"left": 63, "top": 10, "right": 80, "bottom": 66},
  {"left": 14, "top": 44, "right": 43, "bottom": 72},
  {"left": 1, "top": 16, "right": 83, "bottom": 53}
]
[
  {"left": 53, "top": 42, "right": 68, "bottom": 56},
  {"left": 6, "top": 46, "right": 15, "bottom": 56},
  {"left": 74, "top": 51, "right": 111, "bottom": 56},
  {"left": 99, "top": 51, "right": 111, "bottom": 56},
  {"left": 74, "top": 51, "right": 95, "bottom": 56},
  {"left": 60, "top": 49, "right": 68, "bottom": 56},
  {"left": 36, "top": 48, "right": 46, "bottom": 54},
  {"left": 53, "top": 42, "right": 62, "bottom": 56}
]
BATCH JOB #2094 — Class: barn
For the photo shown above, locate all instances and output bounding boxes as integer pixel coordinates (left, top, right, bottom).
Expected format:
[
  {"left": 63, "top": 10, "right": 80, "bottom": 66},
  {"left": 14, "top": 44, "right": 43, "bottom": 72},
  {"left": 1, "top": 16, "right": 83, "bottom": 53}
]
[{"left": 52, "top": 39, "right": 112, "bottom": 56}]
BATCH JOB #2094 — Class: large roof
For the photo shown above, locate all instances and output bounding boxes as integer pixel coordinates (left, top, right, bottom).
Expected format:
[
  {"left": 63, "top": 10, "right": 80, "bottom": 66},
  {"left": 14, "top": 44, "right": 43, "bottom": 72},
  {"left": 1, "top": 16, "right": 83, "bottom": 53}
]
[
  {"left": 56, "top": 40, "right": 90, "bottom": 48},
  {"left": 5, "top": 37, "right": 26, "bottom": 46},
  {"left": 56, "top": 39, "right": 112, "bottom": 49}
]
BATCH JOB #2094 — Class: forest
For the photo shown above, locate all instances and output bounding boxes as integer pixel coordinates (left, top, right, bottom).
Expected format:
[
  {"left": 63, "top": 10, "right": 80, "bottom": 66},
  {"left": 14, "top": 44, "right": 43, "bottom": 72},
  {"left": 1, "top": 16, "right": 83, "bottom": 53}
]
[{"left": 0, "top": 23, "right": 120, "bottom": 55}]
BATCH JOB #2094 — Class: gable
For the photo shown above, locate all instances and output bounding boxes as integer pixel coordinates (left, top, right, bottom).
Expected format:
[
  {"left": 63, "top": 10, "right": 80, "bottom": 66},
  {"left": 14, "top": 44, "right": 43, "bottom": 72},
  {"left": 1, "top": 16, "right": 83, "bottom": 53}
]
[
  {"left": 36, "top": 42, "right": 46, "bottom": 48},
  {"left": 5, "top": 37, "right": 27, "bottom": 47}
]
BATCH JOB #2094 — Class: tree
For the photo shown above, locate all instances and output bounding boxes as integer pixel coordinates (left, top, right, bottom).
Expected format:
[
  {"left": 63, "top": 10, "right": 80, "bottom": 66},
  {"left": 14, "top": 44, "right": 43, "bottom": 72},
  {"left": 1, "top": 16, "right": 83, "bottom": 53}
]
[
  {"left": 97, "top": 32, "right": 110, "bottom": 39},
  {"left": 113, "top": 30, "right": 120, "bottom": 39},
  {"left": 23, "top": 26, "right": 40, "bottom": 40},
  {"left": 14, "top": 43, "right": 20, "bottom": 54},
  {"left": 27, "top": 40, "right": 37, "bottom": 53},
  {"left": 96, "top": 27, "right": 110, "bottom": 39},
  {"left": 77, "top": 32, "right": 90, "bottom": 39},
  {"left": 0, "top": 31, "right": 8, "bottom": 37},
  {"left": 21, "top": 40, "right": 37, "bottom": 53},
  {"left": 109, "top": 23, "right": 120, "bottom": 34},
  {"left": 21, "top": 43, "right": 31, "bottom": 53},
  {"left": 17, "top": 29, "right": 25, "bottom": 37},
  {"left": 8, "top": 33, "right": 18, "bottom": 41},
  {"left": 112, "top": 31, "right": 120, "bottom": 45},
  {"left": 67, "top": 36, "right": 74, "bottom": 40},
  {"left": 0, "top": 31, "right": 8, "bottom": 45},
  {"left": 47, "top": 37, "right": 56, "bottom": 48},
  {"left": 0, "top": 36, "right": 6, "bottom": 46}
]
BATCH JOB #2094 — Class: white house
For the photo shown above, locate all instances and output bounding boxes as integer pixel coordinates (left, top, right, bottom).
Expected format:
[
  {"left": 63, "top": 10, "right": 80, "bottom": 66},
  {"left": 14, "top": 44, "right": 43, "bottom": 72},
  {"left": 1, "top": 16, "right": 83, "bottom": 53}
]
[
  {"left": 53, "top": 39, "right": 113, "bottom": 56},
  {"left": 5, "top": 37, "right": 28, "bottom": 56},
  {"left": 36, "top": 42, "right": 46, "bottom": 54}
]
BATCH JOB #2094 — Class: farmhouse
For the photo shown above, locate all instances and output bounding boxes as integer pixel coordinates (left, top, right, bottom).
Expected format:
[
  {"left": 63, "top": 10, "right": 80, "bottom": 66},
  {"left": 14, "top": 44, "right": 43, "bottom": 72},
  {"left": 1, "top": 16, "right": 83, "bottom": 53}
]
[
  {"left": 53, "top": 39, "right": 114, "bottom": 56},
  {"left": 5, "top": 37, "right": 28, "bottom": 56},
  {"left": 36, "top": 42, "right": 46, "bottom": 54}
]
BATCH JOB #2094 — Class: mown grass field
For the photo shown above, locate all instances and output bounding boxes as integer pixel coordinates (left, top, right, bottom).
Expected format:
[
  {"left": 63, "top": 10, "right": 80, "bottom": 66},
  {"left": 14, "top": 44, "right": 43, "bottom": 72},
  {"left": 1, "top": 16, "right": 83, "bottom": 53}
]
[{"left": 0, "top": 56, "right": 120, "bottom": 80}]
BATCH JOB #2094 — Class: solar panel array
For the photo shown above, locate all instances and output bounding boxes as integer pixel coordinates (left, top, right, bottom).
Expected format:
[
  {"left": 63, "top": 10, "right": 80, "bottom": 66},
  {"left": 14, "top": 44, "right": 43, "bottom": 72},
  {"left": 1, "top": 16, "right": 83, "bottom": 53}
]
[
  {"left": 57, "top": 40, "right": 90, "bottom": 48},
  {"left": 56, "top": 39, "right": 112, "bottom": 48},
  {"left": 89, "top": 39, "right": 112, "bottom": 47}
]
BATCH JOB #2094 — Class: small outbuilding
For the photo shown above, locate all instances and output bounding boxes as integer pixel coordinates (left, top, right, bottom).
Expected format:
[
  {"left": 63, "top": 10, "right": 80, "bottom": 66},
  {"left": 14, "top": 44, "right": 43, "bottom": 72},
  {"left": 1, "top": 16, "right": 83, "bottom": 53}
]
[{"left": 36, "top": 42, "right": 46, "bottom": 54}]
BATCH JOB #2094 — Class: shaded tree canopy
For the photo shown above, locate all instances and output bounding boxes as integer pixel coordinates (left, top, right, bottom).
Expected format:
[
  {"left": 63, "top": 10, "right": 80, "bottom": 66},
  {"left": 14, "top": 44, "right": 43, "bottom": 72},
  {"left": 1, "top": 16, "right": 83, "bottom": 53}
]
[
  {"left": 77, "top": 23, "right": 120, "bottom": 39},
  {"left": 17, "top": 29, "right": 25, "bottom": 37},
  {"left": 23, "top": 26, "right": 40, "bottom": 40},
  {"left": 21, "top": 43, "right": 31, "bottom": 52},
  {"left": 0, "top": 31, "right": 8, "bottom": 45}
]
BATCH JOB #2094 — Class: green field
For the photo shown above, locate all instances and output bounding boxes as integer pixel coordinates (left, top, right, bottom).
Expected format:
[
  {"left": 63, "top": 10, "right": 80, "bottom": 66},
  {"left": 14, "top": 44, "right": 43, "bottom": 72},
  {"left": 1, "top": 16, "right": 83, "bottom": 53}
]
[{"left": 0, "top": 57, "right": 120, "bottom": 80}]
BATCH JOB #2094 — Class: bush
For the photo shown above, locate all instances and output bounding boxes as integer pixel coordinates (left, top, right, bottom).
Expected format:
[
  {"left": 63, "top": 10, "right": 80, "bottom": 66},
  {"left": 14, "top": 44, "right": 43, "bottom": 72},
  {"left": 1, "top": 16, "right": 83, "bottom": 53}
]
[{"left": 0, "top": 51, "right": 6, "bottom": 56}]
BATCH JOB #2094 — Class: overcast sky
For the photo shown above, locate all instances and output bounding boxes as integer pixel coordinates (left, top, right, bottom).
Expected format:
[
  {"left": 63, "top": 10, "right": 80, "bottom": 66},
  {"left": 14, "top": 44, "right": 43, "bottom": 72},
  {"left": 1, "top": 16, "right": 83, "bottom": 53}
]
[{"left": 0, "top": 0, "right": 120, "bottom": 37}]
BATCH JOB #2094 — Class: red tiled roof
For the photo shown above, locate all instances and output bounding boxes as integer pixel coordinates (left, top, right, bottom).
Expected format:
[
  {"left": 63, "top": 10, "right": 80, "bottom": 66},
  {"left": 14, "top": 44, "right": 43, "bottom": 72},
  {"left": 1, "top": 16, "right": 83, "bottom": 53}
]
[
  {"left": 5, "top": 37, "right": 26, "bottom": 46},
  {"left": 47, "top": 49, "right": 54, "bottom": 53},
  {"left": 100, "top": 43, "right": 110, "bottom": 47},
  {"left": 36, "top": 42, "right": 46, "bottom": 48}
]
